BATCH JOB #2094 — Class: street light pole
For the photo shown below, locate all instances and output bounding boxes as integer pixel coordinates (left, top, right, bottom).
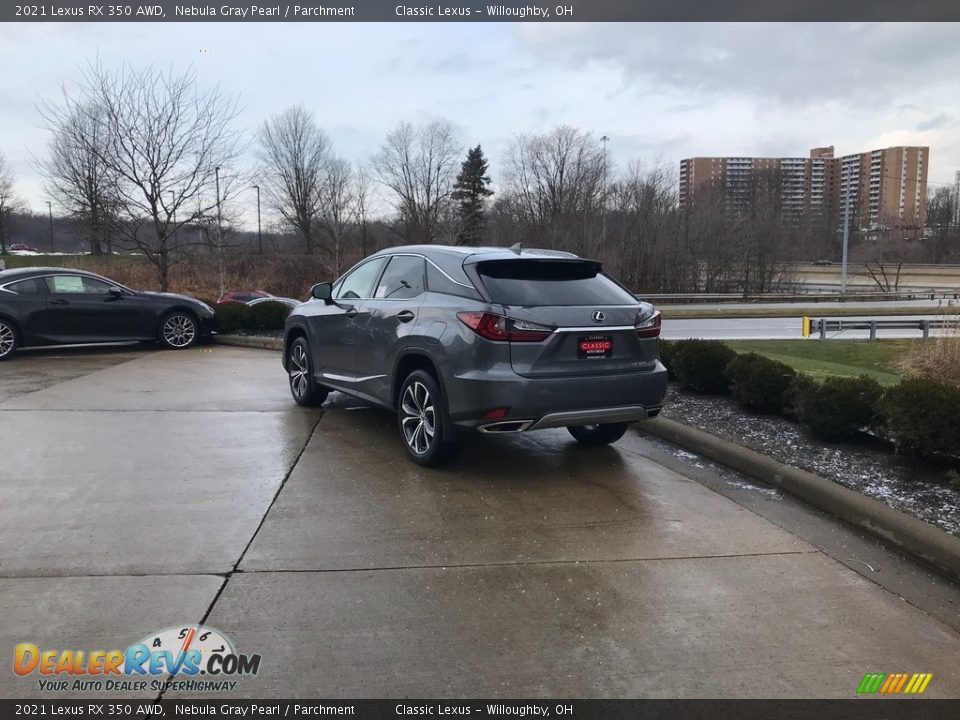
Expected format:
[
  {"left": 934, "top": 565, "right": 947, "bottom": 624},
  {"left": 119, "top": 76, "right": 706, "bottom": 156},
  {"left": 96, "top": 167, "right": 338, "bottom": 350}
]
[
  {"left": 46, "top": 201, "right": 54, "bottom": 253},
  {"left": 253, "top": 185, "right": 262, "bottom": 255},
  {"left": 215, "top": 166, "right": 224, "bottom": 296},
  {"left": 170, "top": 190, "right": 177, "bottom": 245},
  {"left": 841, "top": 176, "right": 851, "bottom": 295}
]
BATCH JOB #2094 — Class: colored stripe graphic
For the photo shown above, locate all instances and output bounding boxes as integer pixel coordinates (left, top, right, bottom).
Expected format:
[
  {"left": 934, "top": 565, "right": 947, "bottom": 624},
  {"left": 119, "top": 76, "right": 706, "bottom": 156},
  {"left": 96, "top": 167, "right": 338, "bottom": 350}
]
[{"left": 857, "top": 672, "right": 932, "bottom": 694}]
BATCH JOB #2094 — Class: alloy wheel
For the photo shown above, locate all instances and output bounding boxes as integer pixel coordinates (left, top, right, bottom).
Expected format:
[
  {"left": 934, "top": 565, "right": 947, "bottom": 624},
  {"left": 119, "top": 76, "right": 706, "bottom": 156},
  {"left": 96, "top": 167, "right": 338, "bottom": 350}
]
[
  {"left": 0, "top": 322, "right": 14, "bottom": 358},
  {"left": 289, "top": 343, "right": 309, "bottom": 400},
  {"left": 400, "top": 380, "right": 435, "bottom": 455},
  {"left": 163, "top": 314, "right": 196, "bottom": 348}
]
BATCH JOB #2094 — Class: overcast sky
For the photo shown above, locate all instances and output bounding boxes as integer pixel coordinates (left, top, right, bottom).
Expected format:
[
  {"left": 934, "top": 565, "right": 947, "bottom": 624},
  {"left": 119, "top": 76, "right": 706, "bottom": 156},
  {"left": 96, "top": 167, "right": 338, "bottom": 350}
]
[{"left": 1, "top": 21, "right": 959, "bottom": 220}]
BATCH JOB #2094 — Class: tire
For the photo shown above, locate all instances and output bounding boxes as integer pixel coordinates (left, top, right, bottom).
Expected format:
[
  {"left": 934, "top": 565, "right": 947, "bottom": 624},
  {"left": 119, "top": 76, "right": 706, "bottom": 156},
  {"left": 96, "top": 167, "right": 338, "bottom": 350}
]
[
  {"left": 287, "top": 337, "right": 328, "bottom": 407},
  {"left": 567, "top": 422, "right": 630, "bottom": 447},
  {"left": 397, "top": 369, "right": 460, "bottom": 467},
  {"left": 0, "top": 318, "right": 18, "bottom": 361},
  {"left": 159, "top": 311, "right": 199, "bottom": 350}
]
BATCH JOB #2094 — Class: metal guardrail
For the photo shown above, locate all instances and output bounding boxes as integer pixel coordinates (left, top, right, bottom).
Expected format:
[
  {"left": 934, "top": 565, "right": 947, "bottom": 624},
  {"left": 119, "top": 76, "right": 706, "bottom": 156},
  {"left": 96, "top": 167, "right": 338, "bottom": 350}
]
[
  {"left": 804, "top": 317, "right": 955, "bottom": 340},
  {"left": 639, "top": 291, "right": 960, "bottom": 305}
]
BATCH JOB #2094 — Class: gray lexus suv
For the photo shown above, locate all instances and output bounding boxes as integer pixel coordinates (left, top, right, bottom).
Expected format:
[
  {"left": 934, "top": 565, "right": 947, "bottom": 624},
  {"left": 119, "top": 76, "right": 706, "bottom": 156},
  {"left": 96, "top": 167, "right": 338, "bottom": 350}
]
[{"left": 283, "top": 245, "right": 667, "bottom": 466}]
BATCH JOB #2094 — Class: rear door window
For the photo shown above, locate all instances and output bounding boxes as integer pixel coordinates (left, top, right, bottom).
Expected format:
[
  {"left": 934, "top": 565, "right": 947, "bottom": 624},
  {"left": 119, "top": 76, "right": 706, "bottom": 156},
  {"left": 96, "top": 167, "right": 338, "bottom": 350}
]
[
  {"left": 375, "top": 256, "right": 426, "bottom": 299},
  {"left": 476, "top": 260, "right": 636, "bottom": 306},
  {"left": 5, "top": 278, "right": 47, "bottom": 294}
]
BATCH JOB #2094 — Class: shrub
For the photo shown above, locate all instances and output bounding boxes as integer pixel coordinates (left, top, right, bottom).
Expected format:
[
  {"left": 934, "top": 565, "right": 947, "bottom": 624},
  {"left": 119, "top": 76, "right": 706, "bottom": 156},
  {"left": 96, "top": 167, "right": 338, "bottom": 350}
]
[
  {"left": 883, "top": 377, "right": 960, "bottom": 458},
  {"left": 794, "top": 375, "right": 883, "bottom": 441},
  {"left": 899, "top": 316, "right": 960, "bottom": 388},
  {"left": 725, "top": 352, "right": 797, "bottom": 413},
  {"left": 247, "top": 301, "right": 292, "bottom": 331},
  {"left": 659, "top": 340, "right": 678, "bottom": 380},
  {"left": 213, "top": 301, "right": 251, "bottom": 334},
  {"left": 785, "top": 373, "right": 817, "bottom": 421},
  {"left": 670, "top": 340, "right": 736, "bottom": 394}
]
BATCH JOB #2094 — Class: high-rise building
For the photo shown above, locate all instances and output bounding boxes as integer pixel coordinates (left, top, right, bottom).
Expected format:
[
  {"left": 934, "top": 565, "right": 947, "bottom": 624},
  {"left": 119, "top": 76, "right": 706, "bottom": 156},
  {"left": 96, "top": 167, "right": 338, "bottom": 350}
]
[{"left": 679, "top": 145, "right": 929, "bottom": 229}]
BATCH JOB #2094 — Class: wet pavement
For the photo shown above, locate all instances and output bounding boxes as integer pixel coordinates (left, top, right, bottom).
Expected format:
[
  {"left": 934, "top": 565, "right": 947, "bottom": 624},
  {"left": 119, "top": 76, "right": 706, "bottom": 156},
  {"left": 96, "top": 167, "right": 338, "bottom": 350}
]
[{"left": 2, "top": 345, "right": 960, "bottom": 698}]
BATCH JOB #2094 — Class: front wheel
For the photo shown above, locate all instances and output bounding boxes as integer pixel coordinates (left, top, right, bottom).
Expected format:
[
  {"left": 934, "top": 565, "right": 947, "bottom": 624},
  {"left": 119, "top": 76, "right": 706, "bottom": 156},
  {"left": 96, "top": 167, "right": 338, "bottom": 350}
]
[
  {"left": 288, "top": 337, "right": 328, "bottom": 406},
  {"left": 567, "top": 422, "right": 630, "bottom": 446},
  {"left": 397, "top": 370, "right": 460, "bottom": 467},
  {"left": 159, "top": 311, "right": 199, "bottom": 349},
  {"left": 0, "top": 319, "right": 19, "bottom": 361}
]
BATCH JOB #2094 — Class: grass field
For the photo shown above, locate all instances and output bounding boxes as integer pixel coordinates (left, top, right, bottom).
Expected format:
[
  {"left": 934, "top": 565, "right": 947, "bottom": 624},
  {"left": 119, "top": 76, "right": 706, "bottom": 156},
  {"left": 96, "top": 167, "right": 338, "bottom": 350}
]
[{"left": 722, "top": 339, "right": 917, "bottom": 385}]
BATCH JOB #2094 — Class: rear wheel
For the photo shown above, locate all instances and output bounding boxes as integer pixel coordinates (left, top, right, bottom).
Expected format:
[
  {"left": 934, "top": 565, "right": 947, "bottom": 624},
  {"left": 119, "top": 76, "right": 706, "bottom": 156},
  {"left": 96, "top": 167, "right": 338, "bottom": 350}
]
[
  {"left": 0, "top": 319, "right": 18, "bottom": 361},
  {"left": 159, "top": 311, "right": 198, "bottom": 349},
  {"left": 397, "top": 370, "right": 460, "bottom": 467},
  {"left": 567, "top": 422, "right": 630, "bottom": 446},
  {"left": 288, "top": 337, "right": 328, "bottom": 406}
]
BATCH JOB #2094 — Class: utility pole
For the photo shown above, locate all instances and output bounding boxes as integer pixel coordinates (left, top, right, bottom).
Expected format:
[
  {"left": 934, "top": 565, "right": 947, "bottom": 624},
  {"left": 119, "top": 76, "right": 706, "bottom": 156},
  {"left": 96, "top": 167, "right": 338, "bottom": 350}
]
[
  {"left": 46, "top": 201, "right": 54, "bottom": 253},
  {"left": 253, "top": 185, "right": 262, "bottom": 255},
  {"left": 600, "top": 135, "right": 609, "bottom": 251},
  {"left": 215, "top": 166, "right": 224, "bottom": 296}
]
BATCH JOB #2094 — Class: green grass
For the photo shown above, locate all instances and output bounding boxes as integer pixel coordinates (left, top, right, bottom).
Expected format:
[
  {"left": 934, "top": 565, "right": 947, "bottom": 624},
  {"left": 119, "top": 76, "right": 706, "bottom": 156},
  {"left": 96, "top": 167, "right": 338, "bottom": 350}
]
[{"left": 722, "top": 339, "right": 918, "bottom": 386}]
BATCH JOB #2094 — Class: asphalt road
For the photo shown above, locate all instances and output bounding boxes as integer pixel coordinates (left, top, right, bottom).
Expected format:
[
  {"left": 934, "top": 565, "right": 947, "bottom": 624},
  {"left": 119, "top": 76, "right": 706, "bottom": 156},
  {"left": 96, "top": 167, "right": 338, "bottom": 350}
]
[{"left": 2, "top": 346, "right": 960, "bottom": 698}]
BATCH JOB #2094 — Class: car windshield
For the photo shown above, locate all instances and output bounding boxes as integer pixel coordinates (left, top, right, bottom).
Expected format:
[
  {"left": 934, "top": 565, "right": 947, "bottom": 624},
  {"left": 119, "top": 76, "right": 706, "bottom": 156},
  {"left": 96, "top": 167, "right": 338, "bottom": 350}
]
[{"left": 476, "top": 260, "right": 636, "bottom": 306}]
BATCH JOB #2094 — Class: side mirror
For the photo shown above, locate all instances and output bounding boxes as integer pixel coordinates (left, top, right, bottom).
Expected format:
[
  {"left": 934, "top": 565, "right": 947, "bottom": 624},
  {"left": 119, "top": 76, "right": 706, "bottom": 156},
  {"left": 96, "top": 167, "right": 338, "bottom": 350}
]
[
  {"left": 107, "top": 287, "right": 123, "bottom": 300},
  {"left": 310, "top": 282, "right": 333, "bottom": 303}
]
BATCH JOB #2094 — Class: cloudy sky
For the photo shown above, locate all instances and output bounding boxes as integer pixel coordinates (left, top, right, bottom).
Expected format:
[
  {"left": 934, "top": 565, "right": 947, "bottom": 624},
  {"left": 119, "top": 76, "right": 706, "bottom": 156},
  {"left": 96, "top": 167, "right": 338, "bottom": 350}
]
[{"left": 1, "top": 21, "right": 959, "bottom": 218}]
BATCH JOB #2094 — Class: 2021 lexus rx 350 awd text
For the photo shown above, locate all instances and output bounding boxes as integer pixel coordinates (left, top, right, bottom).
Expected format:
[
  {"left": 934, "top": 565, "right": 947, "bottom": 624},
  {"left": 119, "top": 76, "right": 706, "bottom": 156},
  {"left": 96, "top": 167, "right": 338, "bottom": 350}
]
[{"left": 283, "top": 245, "right": 667, "bottom": 466}]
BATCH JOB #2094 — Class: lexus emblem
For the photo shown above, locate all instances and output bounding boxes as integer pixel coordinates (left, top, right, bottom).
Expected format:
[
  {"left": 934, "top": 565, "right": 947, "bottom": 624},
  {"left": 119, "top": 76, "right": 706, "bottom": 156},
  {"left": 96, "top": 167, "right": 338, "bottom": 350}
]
[{"left": 592, "top": 311, "right": 606, "bottom": 322}]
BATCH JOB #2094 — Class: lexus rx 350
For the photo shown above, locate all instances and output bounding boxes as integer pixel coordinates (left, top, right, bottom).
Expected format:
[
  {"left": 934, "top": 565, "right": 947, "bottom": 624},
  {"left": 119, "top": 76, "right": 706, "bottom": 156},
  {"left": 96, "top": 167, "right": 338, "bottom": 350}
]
[{"left": 283, "top": 245, "right": 667, "bottom": 466}]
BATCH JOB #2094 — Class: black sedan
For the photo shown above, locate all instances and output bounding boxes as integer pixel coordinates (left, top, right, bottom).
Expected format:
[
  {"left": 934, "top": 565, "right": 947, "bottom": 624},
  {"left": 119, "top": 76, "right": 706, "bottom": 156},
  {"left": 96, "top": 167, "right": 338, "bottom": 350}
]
[{"left": 0, "top": 267, "right": 216, "bottom": 360}]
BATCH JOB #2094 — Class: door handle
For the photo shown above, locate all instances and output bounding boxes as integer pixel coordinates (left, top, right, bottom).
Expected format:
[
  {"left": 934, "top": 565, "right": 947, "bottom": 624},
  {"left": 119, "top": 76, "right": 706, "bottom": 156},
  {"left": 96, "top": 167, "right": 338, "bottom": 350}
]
[
  {"left": 396, "top": 310, "right": 415, "bottom": 323},
  {"left": 50, "top": 298, "right": 69, "bottom": 306},
  {"left": 344, "top": 307, "right": 358, "bottom": 319}
]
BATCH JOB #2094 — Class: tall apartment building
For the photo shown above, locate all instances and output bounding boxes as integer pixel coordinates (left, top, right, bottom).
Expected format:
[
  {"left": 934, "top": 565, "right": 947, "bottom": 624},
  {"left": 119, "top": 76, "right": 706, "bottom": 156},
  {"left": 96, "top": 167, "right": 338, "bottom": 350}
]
[{"left": 679, "top": 145, "right": 929, "bottom": 229}]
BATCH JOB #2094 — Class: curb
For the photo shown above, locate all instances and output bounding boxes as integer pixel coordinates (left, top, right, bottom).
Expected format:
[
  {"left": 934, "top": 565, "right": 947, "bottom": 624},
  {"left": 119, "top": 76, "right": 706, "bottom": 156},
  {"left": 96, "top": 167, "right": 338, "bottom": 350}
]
[
  {"left": 638, "top": 416, "right": 960, "bottom": 582},
  {"left": 214, "top": 335, "right": 283, "bottom": 351}
]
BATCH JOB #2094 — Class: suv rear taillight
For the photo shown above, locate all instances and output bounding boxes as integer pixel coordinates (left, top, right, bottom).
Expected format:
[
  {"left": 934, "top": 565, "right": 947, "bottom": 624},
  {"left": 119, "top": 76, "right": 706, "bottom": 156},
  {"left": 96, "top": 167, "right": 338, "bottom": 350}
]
[
  {"left": 635, "top": 311, "right": 661, "bottom": 338},
  {"left": 457, "top": 312, "right": 553, "bottom": 342}
]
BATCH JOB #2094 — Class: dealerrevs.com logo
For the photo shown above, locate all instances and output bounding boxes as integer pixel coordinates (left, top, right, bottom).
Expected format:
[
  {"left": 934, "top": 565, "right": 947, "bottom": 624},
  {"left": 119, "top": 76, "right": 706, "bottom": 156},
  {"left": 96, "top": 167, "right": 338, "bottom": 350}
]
[{"left": 13, "top": 625, "right": 261, "bottom": 693}]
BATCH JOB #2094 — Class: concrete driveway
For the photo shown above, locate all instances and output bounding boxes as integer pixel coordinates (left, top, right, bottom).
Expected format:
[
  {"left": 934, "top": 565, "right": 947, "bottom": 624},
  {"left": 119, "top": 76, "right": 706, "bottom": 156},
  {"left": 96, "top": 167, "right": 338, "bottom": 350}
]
[{"left": 2, "top": 345, "right": 959, "bottom": 698}]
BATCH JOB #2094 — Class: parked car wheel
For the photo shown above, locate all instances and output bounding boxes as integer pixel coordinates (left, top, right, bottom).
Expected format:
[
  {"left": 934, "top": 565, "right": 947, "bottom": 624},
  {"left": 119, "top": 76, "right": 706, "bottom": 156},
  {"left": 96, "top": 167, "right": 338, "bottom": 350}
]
[
  {"left": 0, "top": 318, "right": 19, "bottom": 361},
  {"left": 288, "top": 337, "right": 328, "bottom": 406},
  {"left": 159, "top": 311, "right": 199, "bottom": 349},
  {"left": 397, "top": 370, "right": 460, "bottom": 467},
  {"left": 567, "top": 422, "right": 630, "bottom": 446}
]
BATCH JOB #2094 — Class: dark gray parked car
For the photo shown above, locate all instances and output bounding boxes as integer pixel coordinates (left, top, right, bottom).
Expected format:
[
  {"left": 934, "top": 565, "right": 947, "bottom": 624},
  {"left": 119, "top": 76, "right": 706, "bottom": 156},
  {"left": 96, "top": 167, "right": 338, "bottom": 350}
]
[{"left": 283, "top": 245, "right": 667, "bottom": 466}]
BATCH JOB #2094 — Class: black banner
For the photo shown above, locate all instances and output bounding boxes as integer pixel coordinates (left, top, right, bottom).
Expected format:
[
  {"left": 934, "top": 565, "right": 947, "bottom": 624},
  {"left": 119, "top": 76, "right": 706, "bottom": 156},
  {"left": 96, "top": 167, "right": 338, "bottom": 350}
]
[
  {"left": 3, "top": 1, "right": 960, "bottom": 23},
  {"left": 4, "top": 700, "right": 960, "bottom": 720}
]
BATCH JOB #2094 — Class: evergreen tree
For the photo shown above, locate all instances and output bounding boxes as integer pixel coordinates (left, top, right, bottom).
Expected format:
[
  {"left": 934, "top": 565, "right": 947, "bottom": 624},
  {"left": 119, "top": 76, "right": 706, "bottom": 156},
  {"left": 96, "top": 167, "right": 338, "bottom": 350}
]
[{"left": 451, "top": 145, "right": 494, "bottom": 245}]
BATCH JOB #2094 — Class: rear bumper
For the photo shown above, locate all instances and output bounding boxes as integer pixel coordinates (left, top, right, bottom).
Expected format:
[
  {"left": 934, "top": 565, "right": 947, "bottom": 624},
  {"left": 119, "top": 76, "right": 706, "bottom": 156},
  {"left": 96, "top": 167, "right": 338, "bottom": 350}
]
[{"left": 446, "top": 361, "right": 668, "bottom": 432}]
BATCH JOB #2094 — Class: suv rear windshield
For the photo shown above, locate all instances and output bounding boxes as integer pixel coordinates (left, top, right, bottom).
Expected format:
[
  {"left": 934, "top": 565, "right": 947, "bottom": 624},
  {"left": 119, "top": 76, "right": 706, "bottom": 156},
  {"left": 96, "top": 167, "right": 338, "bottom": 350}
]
[{"left": 476, "top": 260, "right": 636, "bottom": 306}]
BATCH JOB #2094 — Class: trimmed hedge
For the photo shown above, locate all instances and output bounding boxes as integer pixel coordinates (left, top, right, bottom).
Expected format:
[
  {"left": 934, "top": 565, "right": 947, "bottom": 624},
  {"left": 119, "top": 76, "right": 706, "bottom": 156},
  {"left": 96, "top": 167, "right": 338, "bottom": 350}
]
[
  {"left": 725, "top": 352, "right": 797, "bottom": 413},
  {"left": 883, "top": 378, "right": 960, "bottom": 458},
  {"left": 213, "top": 300, "right": 291, "bottom": 334},
  {"left": 671, "top": 340, "right": 736, "bottom": 394},
  {"left": 659, "top": 340, "right": 678, "bottom": 380},
  {"left": 792, "top": 375, "right": 883, "bottom": 441}
]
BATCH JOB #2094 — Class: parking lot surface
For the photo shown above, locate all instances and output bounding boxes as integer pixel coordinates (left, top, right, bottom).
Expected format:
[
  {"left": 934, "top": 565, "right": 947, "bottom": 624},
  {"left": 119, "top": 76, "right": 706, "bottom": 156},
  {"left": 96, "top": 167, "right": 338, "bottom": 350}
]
[{"left": 2, "top": 345, "right": 960, "bottom": 698}]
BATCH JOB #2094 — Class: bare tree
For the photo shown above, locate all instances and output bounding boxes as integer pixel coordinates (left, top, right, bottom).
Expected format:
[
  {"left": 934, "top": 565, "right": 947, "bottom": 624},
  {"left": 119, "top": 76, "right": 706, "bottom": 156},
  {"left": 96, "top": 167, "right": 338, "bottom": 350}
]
[
  {"left": 354, "top": 164, "right": 372, "bottom": 258},
  {"left": 36, "top": 101, "right": 119, "bottom": 255},
  {"left": 372, "top": 120, "right": 461, "bottom": 244},
  {"left": 316, "top": 156, "right": 356, "bottom": 275},
  {"left": 257, "top": 106, "right": 331, "bottom": 255},
  {"left": 501, "top": 126, "right": 606, "bottom": 255},
  {"left": 40, "top": 62, "right": 242, "bottom": 290},
  {"left": 0, "top": 150, "right": 15, "bottom": 255}
]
